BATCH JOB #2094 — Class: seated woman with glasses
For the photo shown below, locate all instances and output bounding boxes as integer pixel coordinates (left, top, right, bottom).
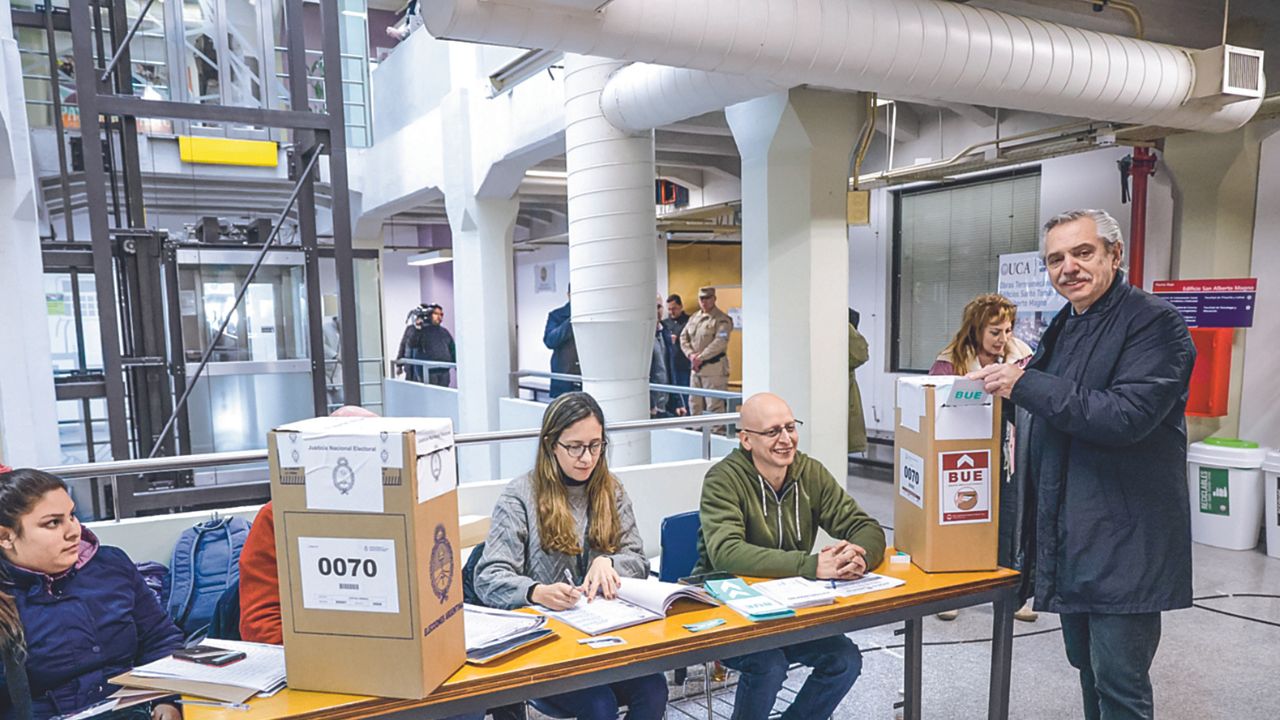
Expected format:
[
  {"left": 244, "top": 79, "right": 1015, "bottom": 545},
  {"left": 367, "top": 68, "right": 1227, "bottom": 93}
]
[{"left": 473, "top": 392, "right": 667, "bottom": 720}]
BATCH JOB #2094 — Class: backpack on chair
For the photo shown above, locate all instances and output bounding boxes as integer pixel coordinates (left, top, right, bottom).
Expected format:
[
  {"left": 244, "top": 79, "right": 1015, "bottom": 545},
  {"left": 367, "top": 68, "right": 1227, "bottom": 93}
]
[{"left": 167, "top": 515, "right": 251, "bottom": 639}]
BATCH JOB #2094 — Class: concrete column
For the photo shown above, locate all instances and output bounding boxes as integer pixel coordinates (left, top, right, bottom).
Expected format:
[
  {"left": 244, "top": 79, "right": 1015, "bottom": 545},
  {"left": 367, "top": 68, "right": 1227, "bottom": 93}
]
[
  {"left": 1164, "top": 120, "right": 1279, "bottom": 442},
  {"left": 442, "top": 89, "right": 520, "bottom": 481},
  {"left": 0, "top": 24, "right": 60, "bottom": 467},
  {"left": 563, "top": 55, "right": 656, "bottom": 467},
  {"left": 727, "top": 88, "right": 863, "bottom": 476}
]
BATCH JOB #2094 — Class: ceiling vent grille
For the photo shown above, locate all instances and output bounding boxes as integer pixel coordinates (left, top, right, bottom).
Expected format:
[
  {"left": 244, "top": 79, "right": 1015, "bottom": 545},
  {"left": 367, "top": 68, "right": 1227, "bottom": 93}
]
[{"left": 1190, "top": 45, "right": 1266, "bottom": 101}]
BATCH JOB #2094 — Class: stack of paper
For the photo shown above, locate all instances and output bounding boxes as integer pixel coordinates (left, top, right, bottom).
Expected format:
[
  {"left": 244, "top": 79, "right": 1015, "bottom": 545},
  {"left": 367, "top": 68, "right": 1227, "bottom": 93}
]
[
  {"left": 753, "top": 577, "right": 837, "bottom": 608},
  {"left": 112, "top": 640, "right": 286, "bottom": 704},
  {"left": 52, "top": 689, "right": 177, "bottom": 720},
  {"left": 464, "top": 605, "right": 556, "bottom": 664},
  {"left": 824, "top": 573, "right": 907, "bottom": 597},
  {"left": 704, "top": 578, "right": 794, "bottom": 622},
  {"left": 538, "top": 577, "right": 718, "bottom": 636},
  {"left": 753, "top": 573, "right": 907, "bottom": 607}
]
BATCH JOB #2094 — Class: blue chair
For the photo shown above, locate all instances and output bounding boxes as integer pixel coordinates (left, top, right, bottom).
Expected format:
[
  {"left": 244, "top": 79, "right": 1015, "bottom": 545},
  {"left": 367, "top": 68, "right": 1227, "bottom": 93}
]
[
  {"left": 658, "top": 511, "right": 702, "bottom": 584},
  {"left": 656, "top": 512, "right": 719, "bottom": 720}
]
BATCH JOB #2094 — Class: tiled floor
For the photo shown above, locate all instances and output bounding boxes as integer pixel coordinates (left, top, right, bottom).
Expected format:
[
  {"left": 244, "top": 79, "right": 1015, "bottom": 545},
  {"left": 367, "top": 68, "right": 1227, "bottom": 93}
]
[{"left": 662, "top": 468, "right": 1280, "bottom": 719}]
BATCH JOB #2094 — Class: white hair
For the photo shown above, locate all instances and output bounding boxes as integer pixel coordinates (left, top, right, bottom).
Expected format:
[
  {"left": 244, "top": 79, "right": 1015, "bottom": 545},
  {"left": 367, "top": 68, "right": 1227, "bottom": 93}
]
[{"left": 1040, "top": 209, "right": 1127, "bottom": 271}]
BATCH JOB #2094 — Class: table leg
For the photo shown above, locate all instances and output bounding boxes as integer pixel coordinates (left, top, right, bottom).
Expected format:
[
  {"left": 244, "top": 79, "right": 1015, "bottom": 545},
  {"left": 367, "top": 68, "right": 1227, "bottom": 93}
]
[
  {"left": 902, "top": 617, "right": 923, "bottom": 720},
  {"left": 988, "top": 589, "right": 1015, "bottom": 720}
]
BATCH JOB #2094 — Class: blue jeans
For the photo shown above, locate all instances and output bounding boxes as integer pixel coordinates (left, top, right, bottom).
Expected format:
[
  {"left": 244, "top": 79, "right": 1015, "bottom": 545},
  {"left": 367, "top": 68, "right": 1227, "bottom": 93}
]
[
  {"left": 1060, "top": 612, "right": 1162, "bottom": 720},
  {"left": 722, "top": 635, "right": 862, "bottom": 720},
  {"left": 534, "top": 674, "right": 668, "bottom": 720}
]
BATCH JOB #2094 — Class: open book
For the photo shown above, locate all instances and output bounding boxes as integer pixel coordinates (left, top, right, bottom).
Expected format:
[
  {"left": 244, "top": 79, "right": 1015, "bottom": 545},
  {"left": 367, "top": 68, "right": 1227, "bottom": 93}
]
[{"left": 539, "top": 577, "right": 717, "bottom": 636}]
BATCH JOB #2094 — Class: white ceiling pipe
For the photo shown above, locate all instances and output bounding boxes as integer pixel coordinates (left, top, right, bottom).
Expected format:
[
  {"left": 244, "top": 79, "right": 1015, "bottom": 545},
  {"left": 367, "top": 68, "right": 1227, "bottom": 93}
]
[
  {"left": 424, "top": 0, "right": 1262, "bottom": 134},
  {"left": 602, "top": 64, "right": 787, "bottom": 134},
  {"left": 564, "top": 54, "right": 657, "bottom": 466}
]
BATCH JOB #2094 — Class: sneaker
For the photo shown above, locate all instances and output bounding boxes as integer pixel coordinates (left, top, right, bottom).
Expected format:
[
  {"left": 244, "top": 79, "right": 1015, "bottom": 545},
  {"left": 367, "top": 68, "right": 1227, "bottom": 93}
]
[
  {"left": 936, "top": 609, "right": 960, "bottom": 621},
  {"left": 1014, "top": 602, "right": 1039, "bottom": 623}
]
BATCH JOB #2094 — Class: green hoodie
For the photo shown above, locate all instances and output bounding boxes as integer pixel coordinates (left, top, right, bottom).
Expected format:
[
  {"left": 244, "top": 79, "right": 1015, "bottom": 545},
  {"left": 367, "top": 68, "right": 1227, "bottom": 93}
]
[{"left": 694, "top": 447, "right": 886, "bottom": 579}]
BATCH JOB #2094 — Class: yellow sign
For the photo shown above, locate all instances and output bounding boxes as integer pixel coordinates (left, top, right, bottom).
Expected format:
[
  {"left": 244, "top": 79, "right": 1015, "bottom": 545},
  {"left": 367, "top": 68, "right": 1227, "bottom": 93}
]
[{"left": 178, "top": 136, "right": 279, "bottom": 167}]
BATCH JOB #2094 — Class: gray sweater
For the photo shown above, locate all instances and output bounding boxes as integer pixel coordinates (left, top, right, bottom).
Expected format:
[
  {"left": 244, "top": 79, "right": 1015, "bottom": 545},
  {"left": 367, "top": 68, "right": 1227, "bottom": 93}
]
[{"left": 474, "top": 472, "right": 649, "bottom": 609}]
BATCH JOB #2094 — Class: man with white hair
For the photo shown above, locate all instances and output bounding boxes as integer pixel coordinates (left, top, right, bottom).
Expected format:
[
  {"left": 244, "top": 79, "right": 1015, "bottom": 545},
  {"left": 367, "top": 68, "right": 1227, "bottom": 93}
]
[{"left": 972, "top": 209, "right": 1195, "bottom": 720}]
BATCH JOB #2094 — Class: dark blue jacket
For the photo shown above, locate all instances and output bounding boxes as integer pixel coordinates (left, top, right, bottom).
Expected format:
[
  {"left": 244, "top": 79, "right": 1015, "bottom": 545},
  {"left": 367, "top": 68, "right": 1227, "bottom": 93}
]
[
  {"left": 0, "top": 534, "right": 184, "bottom": 719},
  {"left": 662, "top": 313, "right": 691, "bottom": 379},
  {"left": 1009, "top": 275, "right": 1196, "bottom": 614},
  {"left": 543, "top": 302, "right": 581, "bottom": 398}
]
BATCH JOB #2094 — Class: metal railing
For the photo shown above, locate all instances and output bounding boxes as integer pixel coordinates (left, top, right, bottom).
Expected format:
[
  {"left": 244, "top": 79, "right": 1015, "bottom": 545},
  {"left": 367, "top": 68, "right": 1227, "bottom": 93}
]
[
  {"left": 43, "top": 412, "right": 739, "bottom": 521},
  {"left": 511, "top": 369, "right": 743, "bottom": 404}
]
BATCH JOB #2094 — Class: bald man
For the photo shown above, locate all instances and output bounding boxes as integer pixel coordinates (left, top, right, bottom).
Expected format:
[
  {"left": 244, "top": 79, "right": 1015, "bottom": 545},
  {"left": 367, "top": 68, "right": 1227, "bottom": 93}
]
[{"left": 693, "top": 393, "right": 886, "bottom": 720}]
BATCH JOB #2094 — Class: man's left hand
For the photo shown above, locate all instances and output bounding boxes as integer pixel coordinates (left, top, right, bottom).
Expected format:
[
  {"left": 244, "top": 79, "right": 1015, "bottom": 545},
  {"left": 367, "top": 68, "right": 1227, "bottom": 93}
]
[
  {"left": 969, "top": 363, "right": 1024, "bottom": 399},
  {"left": 822, "top": 541, "right": 868, "bottom": 579}
]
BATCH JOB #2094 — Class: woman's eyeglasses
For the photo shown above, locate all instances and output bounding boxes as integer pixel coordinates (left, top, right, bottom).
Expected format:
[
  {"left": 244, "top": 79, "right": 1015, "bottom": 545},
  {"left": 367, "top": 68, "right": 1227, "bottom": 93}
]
[
  {"left": 740, "top": 420, "right": 803, "bottom": 440},
  {"left": 556, "top": 441, "right": 608, "bottom": 459}
]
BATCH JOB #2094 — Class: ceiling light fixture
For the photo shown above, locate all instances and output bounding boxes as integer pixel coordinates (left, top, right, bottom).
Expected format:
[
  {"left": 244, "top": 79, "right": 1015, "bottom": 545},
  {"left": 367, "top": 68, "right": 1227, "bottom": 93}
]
[{"left": 407, "top": 249, "right": 454, "bottom": 266}]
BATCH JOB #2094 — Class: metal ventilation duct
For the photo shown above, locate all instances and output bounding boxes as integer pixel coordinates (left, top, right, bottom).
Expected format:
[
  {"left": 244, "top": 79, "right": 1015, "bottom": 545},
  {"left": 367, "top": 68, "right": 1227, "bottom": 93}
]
[{"left": 425, "top": 0, "right": 1264, "bottom": 134}]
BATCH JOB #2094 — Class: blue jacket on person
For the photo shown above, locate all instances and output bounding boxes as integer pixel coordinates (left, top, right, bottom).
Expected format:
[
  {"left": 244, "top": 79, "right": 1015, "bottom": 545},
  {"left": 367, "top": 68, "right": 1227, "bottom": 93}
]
[
  {"left": 0, "top": 529, "right": 184, "bottom": 720},
  {"left": 543, "top": 301, "right": 581, "bottom": 398},
  {"left": 1009, "top": 274, "right": 1196, "bottom": 615}
]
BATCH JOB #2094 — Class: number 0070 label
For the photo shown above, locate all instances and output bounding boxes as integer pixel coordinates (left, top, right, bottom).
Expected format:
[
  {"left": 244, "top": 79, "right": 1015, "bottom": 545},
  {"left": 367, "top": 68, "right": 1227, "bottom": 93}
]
[{"left": 297, "top": 536, "right": 400, "bottom": 614}]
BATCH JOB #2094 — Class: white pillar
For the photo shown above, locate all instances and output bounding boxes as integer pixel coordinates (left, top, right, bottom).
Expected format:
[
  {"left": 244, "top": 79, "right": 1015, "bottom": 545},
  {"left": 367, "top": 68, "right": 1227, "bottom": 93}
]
[
  {"left": 727, "top": 88, "right": 863, "bottom": 476},
  {"left": 563, "top": 55, "right": 656, "bottom": 467},
  {"left": 442, "top": 89, "right": 520, "bottom": 481},
  {"left": 0, "top": 22, "right": 60, "bottom": 467}
]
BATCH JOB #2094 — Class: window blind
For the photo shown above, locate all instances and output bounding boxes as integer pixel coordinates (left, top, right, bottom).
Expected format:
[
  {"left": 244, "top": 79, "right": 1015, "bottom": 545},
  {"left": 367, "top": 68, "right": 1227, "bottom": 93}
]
[{"left": 894, "top": 172, "right": 1041, "bottom": 371}]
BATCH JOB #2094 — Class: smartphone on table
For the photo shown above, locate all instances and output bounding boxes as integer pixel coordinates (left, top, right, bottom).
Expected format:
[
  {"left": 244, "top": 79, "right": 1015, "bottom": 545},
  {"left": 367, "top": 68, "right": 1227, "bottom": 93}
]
[
  {"left": 173, "top": 645, "right": 247, "bottom": 667},
  {"left": 677, "top": 571, "right": 736, "bottom": 586}
]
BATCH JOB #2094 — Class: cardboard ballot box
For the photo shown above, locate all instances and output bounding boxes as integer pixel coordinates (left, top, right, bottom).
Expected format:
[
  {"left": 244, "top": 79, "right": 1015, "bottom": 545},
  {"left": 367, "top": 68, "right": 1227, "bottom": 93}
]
[
  {"left": 269, "top": 416, "right": 463, "bottom": 699},
  {"left": 893, "top": 376, "right": 1002, "bottom": 573}
]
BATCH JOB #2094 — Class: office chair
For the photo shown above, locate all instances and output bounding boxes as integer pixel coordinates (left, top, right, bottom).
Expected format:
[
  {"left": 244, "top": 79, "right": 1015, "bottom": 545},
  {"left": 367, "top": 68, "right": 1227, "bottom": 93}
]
[{"left": 656, "top": 511, "right": 722, "bottom": 720}]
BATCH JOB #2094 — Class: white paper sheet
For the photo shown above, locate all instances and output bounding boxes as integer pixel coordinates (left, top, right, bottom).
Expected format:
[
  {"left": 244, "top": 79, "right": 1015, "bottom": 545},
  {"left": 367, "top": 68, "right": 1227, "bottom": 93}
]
[
  {"left": 943, "top": 377, "right": 991, "bottom": 407},
  {"left": 128, "top": 640, "right": 285, "bottom": 692},
  {"left": 417, "top": 445, "right": 457, "bottom": 503},
  {"left": 753, "top": 577, "right": 836, "bottom": 608},
  {"left": 823, "top": 572, "right": 907, "bottom": 597},
  {"left": 897, "top": 379, "right": 926, "bottom": 433},
  {"left": 539, "top": 597, "right": 661, "bottom": 636},
  {"left": 464, "top": 605, "right": 545, "bottom": 650},
  {"left": 296, "top": 536, "right": 400, "bottom": 613},
  {"left": 898, "top": 447, "right": 925, "bottom": 509}
]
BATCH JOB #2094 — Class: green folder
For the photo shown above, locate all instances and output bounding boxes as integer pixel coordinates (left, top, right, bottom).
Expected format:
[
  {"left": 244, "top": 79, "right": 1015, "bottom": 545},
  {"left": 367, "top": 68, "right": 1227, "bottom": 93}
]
[{"left": 704, "top": 578, "right": 796, "bottom": 622}]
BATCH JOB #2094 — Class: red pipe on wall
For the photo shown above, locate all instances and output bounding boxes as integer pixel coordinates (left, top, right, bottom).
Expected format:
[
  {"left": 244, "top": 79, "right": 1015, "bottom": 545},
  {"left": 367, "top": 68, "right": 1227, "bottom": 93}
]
[{"left": 1128, "top": 147, "right": 1157, "bottom": 289}]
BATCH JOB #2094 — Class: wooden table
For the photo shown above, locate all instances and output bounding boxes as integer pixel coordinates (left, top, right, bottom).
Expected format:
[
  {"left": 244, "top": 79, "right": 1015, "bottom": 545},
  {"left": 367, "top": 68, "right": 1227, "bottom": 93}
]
[{"left": 186, "top": 555, "right": 1020, "bottom": 720}]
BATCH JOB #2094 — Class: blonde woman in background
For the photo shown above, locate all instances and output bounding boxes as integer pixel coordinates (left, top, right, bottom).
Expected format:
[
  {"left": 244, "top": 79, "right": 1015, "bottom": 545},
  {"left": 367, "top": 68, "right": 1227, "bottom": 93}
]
[{"left": 930, "top": 293, "right": 1037, "bottom": 623}]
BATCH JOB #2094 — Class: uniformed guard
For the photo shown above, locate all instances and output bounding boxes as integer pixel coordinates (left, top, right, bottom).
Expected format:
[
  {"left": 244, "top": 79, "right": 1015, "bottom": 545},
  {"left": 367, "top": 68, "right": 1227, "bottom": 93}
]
[{"left": 679, "top": 287, "right": 734, "bottom": 417}]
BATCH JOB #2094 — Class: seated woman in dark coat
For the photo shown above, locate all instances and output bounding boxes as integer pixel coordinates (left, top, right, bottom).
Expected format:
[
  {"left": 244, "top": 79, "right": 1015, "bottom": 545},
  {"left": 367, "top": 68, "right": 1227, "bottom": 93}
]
[{"left": 0, "top": 467, "right": 184, "bottom": 720}]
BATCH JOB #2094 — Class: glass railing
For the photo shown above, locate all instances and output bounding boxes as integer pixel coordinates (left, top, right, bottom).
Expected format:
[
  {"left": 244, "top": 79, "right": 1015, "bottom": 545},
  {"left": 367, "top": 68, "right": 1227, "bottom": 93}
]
[{"left": 43, "top": 412, "right": 739, "bottom": 521}]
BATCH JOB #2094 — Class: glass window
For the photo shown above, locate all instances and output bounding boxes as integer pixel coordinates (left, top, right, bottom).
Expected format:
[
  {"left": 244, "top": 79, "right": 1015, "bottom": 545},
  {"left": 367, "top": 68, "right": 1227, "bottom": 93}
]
[
  {"left": 182, "top": 0, "right": 221, "bottom": 107},
  {"left": 125, "top": 0, "right": 171, "bottom": 101},
  {"left": 892, "top": 171, "right": 1042, "bottom": 372},
  {"left": 177, "top": 252, "right": 309, "bottom": 362}
]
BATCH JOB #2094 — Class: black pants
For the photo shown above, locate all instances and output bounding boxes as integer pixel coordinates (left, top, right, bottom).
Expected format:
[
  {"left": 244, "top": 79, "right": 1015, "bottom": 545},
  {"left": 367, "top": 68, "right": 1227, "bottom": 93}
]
[{"left": 1060, "top": 612, "right": 1162, "bottom": 720}]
